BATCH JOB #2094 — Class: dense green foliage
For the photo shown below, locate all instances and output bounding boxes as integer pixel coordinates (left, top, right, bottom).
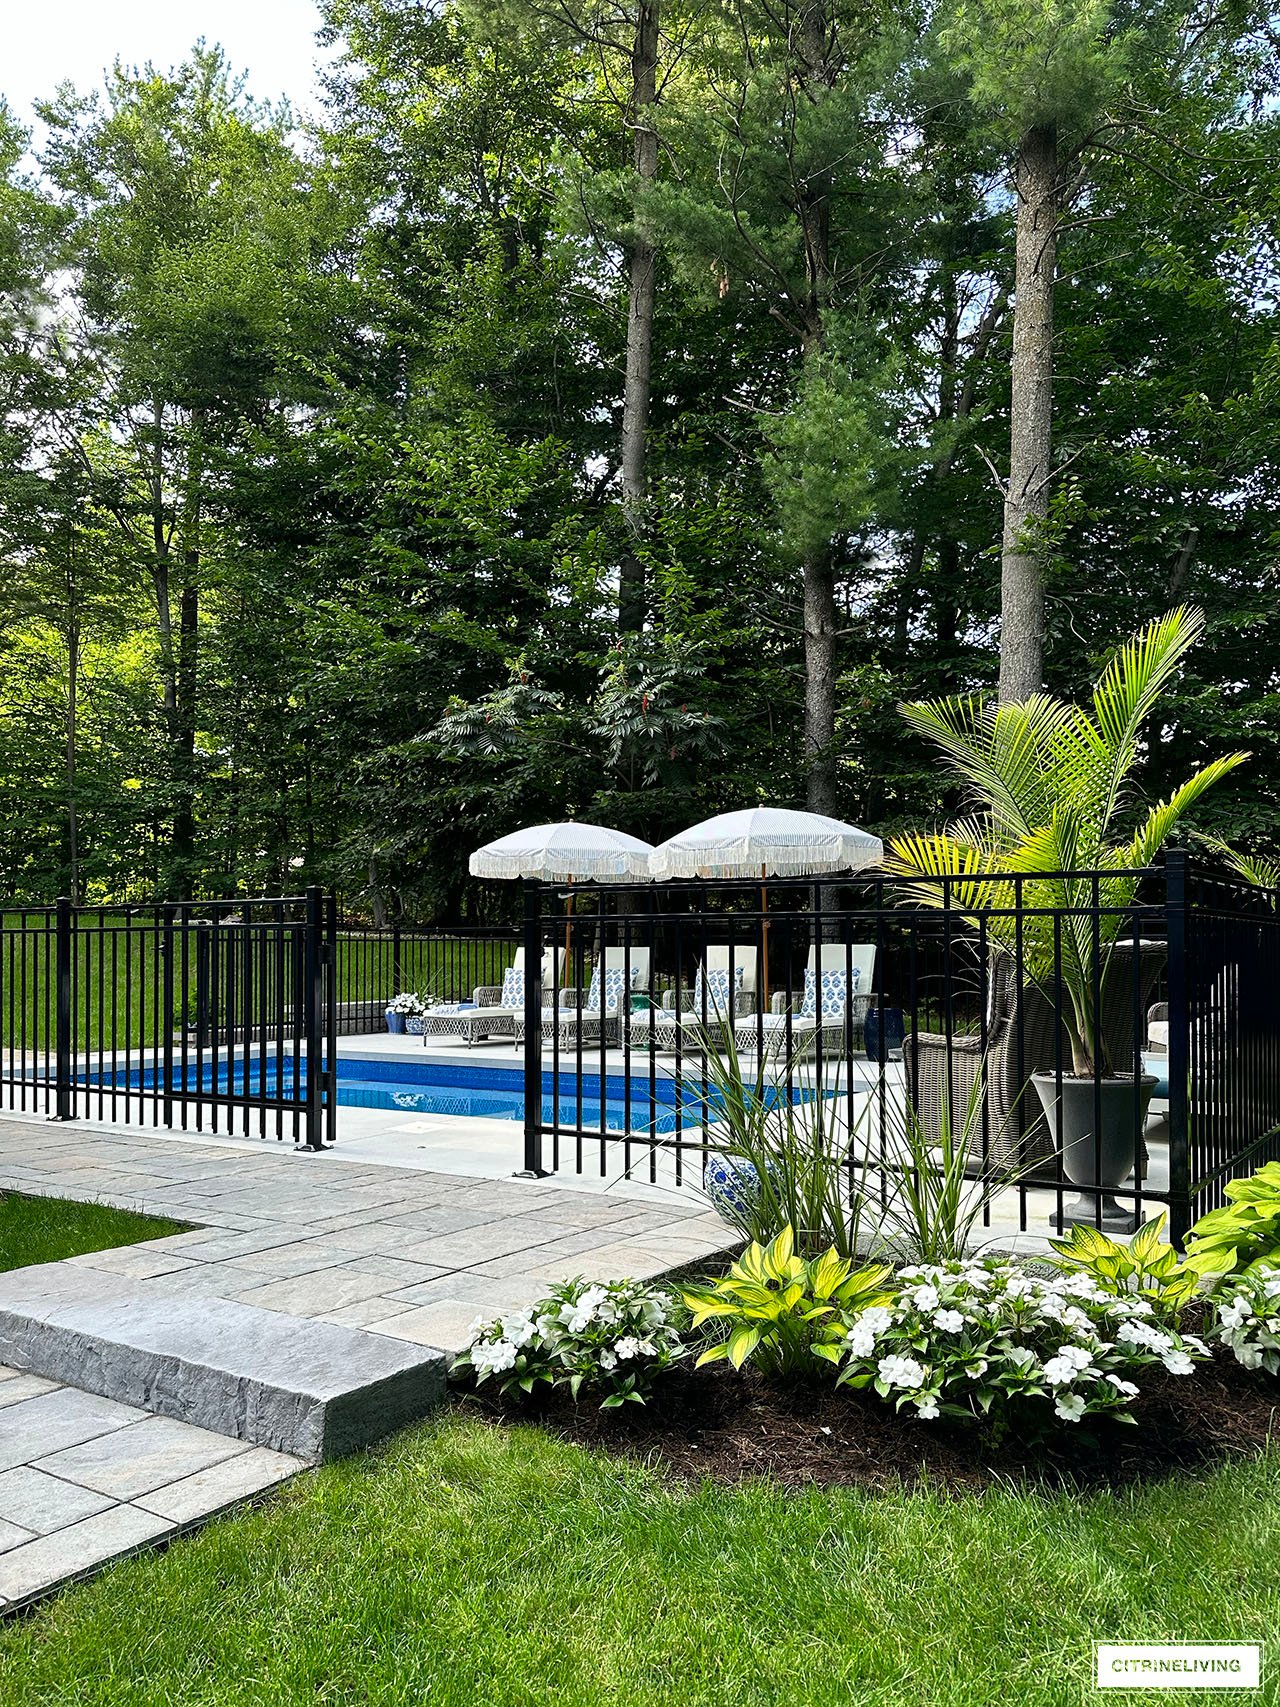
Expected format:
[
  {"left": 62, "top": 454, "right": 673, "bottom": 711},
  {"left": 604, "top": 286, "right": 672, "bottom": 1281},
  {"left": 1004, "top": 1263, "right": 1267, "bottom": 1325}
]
[
  {"left": 0, "top": 3, "right": 1277, "bottom": 915},
  {"left": 0, "top": 1191, "right": 185, "bottom": 1271}
]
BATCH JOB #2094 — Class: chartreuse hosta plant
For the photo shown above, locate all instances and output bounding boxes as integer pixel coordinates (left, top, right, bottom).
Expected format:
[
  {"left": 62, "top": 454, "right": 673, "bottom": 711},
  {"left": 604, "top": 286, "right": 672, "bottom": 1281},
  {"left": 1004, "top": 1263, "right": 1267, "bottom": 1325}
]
[
  {"left": 886, "top": 607, "right": 1248, "bottom": 1077},
  {"left": 1048, "top": 1214, "right": 1200, "bottom": 1325},
  {"left": 454, "top": 1276, "right": 684, "bottom": 1409},
  {"left": 837, "top": 1258, "right": 1209, "bottom": 1428},
  {"left": 681, "top": 1227, "right": 892, "bottom": 1381},
  {"left": 1184, "top": 1163, "right": 1280, "bottom": 1278}
]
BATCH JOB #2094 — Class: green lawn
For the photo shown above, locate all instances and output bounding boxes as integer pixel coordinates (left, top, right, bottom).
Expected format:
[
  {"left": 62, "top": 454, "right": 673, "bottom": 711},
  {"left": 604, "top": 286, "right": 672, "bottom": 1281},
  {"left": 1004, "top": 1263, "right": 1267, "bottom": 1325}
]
[
  {"left": 0, "top": 1410, "right": 1276, "bottom": 1705},
  {"left": 0, "top": 1191, "right": 187, "bottom": 1272},
  {"left": 0, "top": 912, "right": 515, "bottom": 1051}
]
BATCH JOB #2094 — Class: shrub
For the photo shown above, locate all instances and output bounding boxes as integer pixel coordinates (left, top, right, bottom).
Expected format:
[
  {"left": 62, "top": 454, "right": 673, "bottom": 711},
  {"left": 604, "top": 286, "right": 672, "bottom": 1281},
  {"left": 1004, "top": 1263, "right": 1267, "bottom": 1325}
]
[
  {"left": 1184, "top": 1163, "right": 1280, "bottom": 1277},
  {"left": 453, "top": 1277, "right": 685, "bottom": 1408},
  {"left": 1208, "top": 1268, "right": 1280, "bottom": 1374},
  {"left": 681, "top": 1226, "right": 892, "bottom": 1380},
  {"left": 1048, "top": 1214, "right": 1199, "bottom": 1325},
  {"left": 836, "top": 1258, "right": 1208, "bottom": 1428}
]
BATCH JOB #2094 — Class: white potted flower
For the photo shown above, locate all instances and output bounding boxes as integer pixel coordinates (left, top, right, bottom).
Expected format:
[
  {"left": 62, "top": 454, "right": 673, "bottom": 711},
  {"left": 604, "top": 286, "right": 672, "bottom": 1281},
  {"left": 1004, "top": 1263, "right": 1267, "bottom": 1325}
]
[{"left": 385, "top": 992, "right": 426, "bottom": 1035}]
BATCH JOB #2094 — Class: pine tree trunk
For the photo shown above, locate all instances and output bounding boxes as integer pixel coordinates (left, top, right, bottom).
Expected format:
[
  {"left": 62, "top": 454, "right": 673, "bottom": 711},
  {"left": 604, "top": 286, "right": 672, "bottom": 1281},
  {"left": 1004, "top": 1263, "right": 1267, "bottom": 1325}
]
[
  {"left": 803, "top": 543, "right": 838, "bottom": 814},
  {"left": 999, "top": 122, "right": 1057, "bottom": 703},
  {"left": 618, "top": 0, "right": 660, "bottom": 633}
]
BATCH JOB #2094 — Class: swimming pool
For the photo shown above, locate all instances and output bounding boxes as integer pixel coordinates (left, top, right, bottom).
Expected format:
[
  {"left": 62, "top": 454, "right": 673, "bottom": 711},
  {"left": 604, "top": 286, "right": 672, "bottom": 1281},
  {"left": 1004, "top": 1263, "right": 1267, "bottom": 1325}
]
[{"left": 88, "top": 1054, "right": 790, "bottom": 1133}]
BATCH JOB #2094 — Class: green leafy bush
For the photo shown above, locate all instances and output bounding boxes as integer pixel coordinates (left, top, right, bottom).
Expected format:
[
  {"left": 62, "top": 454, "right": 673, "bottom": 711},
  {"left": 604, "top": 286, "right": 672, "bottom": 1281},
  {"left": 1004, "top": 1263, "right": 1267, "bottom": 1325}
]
[
  {"left": 1185, "top": 1164, "right": 1280, "bottom": 1277},
  {"left": 453, "top": 1277, "right": 685, "bottom": 1408},
  {"left": 681, "top": 1226, "right": 891, "bottom": 1380},
  {"left": 1048, "top": 1214, "right": 1200, "bottom": 1324}
]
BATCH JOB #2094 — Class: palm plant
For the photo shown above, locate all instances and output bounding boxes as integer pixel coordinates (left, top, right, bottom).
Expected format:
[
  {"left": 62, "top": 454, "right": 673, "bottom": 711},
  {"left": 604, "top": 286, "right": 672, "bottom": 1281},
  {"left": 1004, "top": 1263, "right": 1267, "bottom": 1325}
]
[{"left": 885, "top": 607, "right": 1248, "bottom": 1078}]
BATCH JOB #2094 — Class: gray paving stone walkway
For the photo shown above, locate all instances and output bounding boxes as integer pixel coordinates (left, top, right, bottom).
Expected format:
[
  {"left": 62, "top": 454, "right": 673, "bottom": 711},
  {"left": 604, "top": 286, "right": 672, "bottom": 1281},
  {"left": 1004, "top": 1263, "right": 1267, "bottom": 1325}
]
[
  {"left": 0, "top": 1116, "right": 736, "bottom": 1354},
  {"left": 0, "top": 1112, "right": 738, "bottom": 1609},
  {"left": 0, "top": 1364, "right": 302, "bottom": 1611}
]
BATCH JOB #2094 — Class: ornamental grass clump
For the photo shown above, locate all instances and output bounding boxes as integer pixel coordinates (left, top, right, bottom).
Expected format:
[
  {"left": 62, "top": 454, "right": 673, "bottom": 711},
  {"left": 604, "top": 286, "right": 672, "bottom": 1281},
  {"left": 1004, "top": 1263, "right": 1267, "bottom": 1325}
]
[
  {"left": 836, "top": 1258, "right": 1208, "bottom": 1429},
  {"left": 453, "top": 1276, "right": 685, "bottom": 1408}
]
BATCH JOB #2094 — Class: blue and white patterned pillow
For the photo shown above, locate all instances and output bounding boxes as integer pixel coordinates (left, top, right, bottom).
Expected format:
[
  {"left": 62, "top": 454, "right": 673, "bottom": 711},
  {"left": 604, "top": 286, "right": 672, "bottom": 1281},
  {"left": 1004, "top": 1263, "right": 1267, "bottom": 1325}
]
[
  {"left": 586, "top": 962, "right": 640, "bottom": 1014},
  {"left": 800, "top": 963, "right": 860, "bottom": 1021},
  {"left": 499, "top": 966, "right": 525, "bottom": 1009},
  {"left": 693, "top": 965, "right": 745, "bottom": 1017}
]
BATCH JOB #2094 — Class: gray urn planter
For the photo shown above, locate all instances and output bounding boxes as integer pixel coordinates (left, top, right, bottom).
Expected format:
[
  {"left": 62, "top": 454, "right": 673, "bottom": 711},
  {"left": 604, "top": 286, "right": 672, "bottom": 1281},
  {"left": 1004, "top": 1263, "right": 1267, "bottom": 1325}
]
[{"left": 1032, "top": 1071, "right": 1157, "bottom": 1233}]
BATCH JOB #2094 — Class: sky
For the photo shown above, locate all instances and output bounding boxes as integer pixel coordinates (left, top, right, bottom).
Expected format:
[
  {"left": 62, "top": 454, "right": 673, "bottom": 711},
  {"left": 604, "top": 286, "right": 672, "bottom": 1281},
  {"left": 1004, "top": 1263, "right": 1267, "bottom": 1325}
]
[{"left": 2, "top": 0, "right": 332, "bottom": 125}]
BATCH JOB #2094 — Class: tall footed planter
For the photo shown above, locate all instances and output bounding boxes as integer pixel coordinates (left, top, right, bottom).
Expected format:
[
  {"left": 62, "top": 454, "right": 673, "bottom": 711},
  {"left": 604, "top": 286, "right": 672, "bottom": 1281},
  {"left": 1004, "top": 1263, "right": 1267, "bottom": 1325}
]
[
  {"left": 1032, "top": 1071, "right": 1157, "bottom": 1232},
  {"left": 887, "top": 606, "right": 1248, "bottom": 1228}
]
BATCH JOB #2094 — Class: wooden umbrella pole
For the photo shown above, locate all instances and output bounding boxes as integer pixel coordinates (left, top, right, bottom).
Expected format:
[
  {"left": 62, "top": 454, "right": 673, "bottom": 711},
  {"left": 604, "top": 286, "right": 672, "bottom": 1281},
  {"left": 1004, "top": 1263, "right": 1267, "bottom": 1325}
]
[
  {"left": 564, "top": 877, "right": 574, "bottom": 987},
  {"left": 761, "top": 863, "right": 770, "bottom": 1008}
]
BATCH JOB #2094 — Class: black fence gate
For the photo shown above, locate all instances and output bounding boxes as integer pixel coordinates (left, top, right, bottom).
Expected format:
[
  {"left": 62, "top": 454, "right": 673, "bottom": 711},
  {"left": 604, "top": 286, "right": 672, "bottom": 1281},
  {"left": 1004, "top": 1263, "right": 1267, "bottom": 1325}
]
[{"left": 0, "top": 890, "right": 337, "bottom": 1149}]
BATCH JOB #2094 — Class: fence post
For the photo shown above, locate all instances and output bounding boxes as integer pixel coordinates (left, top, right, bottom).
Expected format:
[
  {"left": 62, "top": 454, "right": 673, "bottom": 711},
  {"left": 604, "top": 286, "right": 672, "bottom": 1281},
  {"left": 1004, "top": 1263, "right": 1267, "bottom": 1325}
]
[
  {"left": 161, "top": 905, "right": 175, "bottom": 1128},
  {"left": 325, "top": 892, "right": 338, "bottom": 1148},
  {"left": 517, "top": 879, "right": 547, "bottom": 1178},
  {"left": 1165, "top": 849, "right": 1192, "bottom": 1245},
  {"left": 53, "top": 897, "right": 73, "bottom": 1121},
  {"left": 301, "top": 886, "right": 326, "bottom": 1152}
]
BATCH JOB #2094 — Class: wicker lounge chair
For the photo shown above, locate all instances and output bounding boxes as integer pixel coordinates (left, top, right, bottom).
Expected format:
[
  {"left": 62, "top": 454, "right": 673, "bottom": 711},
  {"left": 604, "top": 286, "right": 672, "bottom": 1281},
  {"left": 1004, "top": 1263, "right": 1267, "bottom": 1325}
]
[
  {"left": 731, "top": 943, "right": 875, "bottom": 1059},
  {"left": 903, "top": 941, "right": 1167, "bottom": 1171},
  {"left": 518, "top": 947, "right": 651, "bottom": 1051},
  {"left": 628, "top": 945, "right": 758, "bottom": 1053},
  {"left": 418, "top": 948, "right": 558, "bottom": 1047}
]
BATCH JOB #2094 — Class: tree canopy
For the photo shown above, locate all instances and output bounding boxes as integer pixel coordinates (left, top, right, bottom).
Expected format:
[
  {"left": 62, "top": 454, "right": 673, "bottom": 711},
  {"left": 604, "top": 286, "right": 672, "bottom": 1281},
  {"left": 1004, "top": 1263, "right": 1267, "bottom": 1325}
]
[{"left": 0, "top": 2, "right": 1276, "bottom": 916}]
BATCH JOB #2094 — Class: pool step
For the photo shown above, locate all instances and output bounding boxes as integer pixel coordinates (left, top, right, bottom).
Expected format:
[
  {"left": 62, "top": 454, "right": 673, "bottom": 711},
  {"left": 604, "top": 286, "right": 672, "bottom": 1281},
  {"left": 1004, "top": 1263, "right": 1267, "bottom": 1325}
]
[{"left": 0, "top": 1263, "right": 447, "bottom": 1463}]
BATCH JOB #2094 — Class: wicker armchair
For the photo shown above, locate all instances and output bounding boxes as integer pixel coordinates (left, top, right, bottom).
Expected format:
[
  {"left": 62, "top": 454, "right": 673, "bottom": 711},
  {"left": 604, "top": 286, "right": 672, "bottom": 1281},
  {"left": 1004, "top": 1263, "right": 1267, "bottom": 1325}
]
[{"left": 903, "top": 941, "right": 1167, "bottom": 1171}]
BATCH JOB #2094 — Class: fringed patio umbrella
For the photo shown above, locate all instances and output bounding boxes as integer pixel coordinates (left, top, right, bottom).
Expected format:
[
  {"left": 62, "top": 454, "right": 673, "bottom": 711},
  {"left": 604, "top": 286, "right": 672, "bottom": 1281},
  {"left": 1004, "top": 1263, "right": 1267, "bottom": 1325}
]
[
  {"left": 648, "top": 807, "right": 882, "bottom": 998},
  {"left": 470, "top": 821, "right": 655, "bottom": 981}
]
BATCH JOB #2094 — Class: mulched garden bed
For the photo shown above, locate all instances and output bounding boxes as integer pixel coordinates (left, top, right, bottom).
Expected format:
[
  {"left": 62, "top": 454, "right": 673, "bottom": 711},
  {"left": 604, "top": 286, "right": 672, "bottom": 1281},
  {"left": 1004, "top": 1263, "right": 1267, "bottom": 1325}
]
[{"left": 460, "top": 1349, "right": 1280, "bottom": 1496}]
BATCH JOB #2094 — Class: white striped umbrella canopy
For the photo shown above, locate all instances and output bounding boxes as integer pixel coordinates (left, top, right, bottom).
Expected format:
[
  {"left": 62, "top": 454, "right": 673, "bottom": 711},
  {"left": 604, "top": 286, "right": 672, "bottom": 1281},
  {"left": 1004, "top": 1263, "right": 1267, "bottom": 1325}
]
[
  {"left": 469, "top": 821, "right": 655, "bottom": 883},
  {"left": 648, "top": 807, "right": 882, "bottom": 880}
]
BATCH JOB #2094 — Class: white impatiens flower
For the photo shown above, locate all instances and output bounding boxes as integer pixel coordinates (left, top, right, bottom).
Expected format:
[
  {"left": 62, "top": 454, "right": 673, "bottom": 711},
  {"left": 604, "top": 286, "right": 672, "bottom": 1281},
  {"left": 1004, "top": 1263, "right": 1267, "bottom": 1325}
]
[
  {"left": 915, "top": 1396, "right": 941, "bottom": 1419},
  {"left": 878, "top": 1354, "right": 927, "bottom": 1391},
  {"left": 1116, "top": 1319, "right": 1172, "bottom": 1353},
  {"left": 1042, "top": 1345, "right": 1096, "bottom": 1386},
  {"left": 1054, "top": 1392, "right": 1087, "bottom": 1422},
  {"left": 932, "top": 1309, "right": 965, "bottom": 1333},
  {"left": 909, "top": 1284, "right": 941, "bottom": 1312},
  {"left": 1105, "top": 1374, "right": 1139, "bottom": 1398},
  {"left": 1218, "top": 1295, "right": 1254, "bottom": 1332},
  {"left": 1161, "top": 1348, "right": 1195, "bottom": 1375}
]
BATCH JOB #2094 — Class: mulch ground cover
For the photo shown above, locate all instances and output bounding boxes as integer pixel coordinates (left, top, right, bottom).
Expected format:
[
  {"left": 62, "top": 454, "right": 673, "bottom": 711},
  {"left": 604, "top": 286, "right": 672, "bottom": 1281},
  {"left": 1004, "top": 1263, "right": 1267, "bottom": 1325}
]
[{"left": 461, "top": 1349, "right": 1280, "bottom": 1495}]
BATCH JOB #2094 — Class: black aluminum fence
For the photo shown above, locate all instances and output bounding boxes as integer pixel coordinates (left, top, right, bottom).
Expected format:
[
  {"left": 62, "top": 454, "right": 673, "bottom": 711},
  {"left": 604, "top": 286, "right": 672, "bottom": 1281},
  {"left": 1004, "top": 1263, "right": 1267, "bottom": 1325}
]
[
  {"left": 517, "top": 854, "right": 1280, "bottom": 1244},
  {"left": 333, "top": 919, "right": 522, "bottom": 1024},
  {"left": 0, "top": 891, "right": 337, "bottom": 1149}
]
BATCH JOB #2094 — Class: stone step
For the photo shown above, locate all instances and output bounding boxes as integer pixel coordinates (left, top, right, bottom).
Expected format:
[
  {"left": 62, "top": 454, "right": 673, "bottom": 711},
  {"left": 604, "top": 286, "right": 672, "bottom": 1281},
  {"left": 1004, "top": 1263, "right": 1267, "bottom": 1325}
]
[{"left": 0, "top": 1264, "right": 447, "bottom": 1463}]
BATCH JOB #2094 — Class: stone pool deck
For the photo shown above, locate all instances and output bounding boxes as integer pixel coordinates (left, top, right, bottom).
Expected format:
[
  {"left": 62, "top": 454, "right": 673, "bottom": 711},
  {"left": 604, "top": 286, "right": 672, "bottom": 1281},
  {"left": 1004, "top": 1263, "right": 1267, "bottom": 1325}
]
[{"left": 0, "top": 1113, "right": 739, "bottom": 1610}]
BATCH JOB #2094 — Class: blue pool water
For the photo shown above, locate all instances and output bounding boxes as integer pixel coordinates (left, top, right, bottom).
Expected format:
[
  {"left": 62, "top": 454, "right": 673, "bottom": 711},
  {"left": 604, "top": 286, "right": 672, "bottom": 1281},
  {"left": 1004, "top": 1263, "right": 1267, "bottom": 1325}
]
[{"left": 88, "top": 1055, "right": 800, "bottom": 1133}]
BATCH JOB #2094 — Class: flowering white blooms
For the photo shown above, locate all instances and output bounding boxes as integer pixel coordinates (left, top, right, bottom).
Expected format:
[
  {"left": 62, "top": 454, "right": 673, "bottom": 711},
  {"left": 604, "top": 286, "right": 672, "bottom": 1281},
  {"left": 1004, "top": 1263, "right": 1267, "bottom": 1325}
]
[
  {"left": 843, "top": 1305, "right": 894, "bottom": 1359},
  {"left": 1041, "top": 1345, "right": 1097, "bottom": 1386},
  {"left": 1116, "top": 1320, "right": 1173, "bottom": 1353},
  {"left": 837, "top": 1255, "right": 1206, "bottom": 1428},
  {"left": 455, "top": 1276, "right": 684, "bottom": 1408},
  {"left": 878, "top": 1354, "right": 927, "bottom": 1391},
  {"left": 1209, "top": 1267, "right": 1280, "bottom": 1375}
]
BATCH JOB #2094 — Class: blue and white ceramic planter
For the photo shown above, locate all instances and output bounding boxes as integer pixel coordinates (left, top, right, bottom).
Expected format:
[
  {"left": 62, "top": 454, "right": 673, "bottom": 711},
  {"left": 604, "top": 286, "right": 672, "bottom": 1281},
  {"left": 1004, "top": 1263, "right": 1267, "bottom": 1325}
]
[
  {"left": 405, "top": 1015, "right": 427, "bottom": 1036},
  {"left": 704, "top": 1152, "right": 774, "bottom": 1226}
]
